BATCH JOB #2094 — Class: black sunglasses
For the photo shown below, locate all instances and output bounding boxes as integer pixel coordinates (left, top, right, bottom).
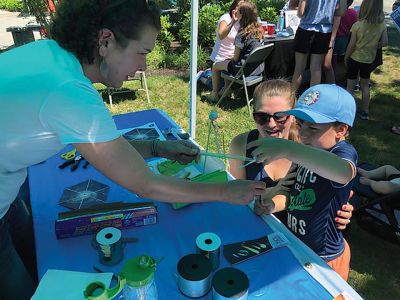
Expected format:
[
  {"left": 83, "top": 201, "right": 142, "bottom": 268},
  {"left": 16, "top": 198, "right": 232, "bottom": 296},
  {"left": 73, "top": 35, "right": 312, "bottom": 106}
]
[{"left": 252, "top": 111, "right": 290, "bottom": 125}]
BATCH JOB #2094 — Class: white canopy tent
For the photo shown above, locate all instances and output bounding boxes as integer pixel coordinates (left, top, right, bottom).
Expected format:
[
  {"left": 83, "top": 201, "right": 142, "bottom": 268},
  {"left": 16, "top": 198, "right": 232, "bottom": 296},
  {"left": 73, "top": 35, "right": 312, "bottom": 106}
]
[{"left": 188, "top": 0, "right": 199, "bottom": 139}]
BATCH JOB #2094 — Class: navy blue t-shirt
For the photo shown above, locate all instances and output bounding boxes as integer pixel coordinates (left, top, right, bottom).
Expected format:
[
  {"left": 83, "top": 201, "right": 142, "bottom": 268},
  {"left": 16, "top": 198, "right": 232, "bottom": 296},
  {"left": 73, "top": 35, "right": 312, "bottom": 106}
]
[{"left": 287, "top": 141, "right": 358, "bottom": 260}]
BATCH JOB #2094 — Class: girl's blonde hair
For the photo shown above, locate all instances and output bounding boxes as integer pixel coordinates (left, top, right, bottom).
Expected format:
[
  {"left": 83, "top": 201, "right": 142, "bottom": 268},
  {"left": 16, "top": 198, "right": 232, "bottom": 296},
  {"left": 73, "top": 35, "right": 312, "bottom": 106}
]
[
  {"left": 238, "top": 1, "right": 263, "bottom": 40},
  {"left": 359, "top": 0, "right": 384, "bottom": 24},
  {"left": 253, "top": 79, "right": 300, "bottom": 142}
]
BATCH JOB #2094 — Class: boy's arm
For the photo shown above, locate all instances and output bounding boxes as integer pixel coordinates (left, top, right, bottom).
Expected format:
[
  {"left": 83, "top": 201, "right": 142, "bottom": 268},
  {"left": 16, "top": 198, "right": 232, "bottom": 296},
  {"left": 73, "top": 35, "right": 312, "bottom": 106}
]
[
  {"left": 248, "top": 138, "right": 355, "bottom": 184},
  {"left": 297, "top": 0, "right": 307, "bottom": 17}
]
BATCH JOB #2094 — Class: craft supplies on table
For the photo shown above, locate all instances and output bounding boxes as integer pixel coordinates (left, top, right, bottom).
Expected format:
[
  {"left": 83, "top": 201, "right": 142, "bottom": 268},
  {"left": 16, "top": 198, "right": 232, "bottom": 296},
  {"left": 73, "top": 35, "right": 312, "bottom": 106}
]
[
  {"left": 177, "top": 254, "right": 213, "bottom": 298},
  {"left": 196, "top": 232, "right": 221, "bottom": 271},
  {"left": 96, "top": 227, "right": 124, "bottom": 266},
  {"left": 212, "top": 267, "right": 249, "bottom": 300},
  {"left": 55, "top": 202, "right": 157, "bottom": 239}
]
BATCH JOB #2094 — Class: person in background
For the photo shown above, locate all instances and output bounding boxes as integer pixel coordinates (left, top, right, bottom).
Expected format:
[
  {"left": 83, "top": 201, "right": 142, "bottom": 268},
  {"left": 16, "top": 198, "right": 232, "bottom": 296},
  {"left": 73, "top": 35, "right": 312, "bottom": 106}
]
[
  {"left": 0, "top": 1, "right": 266, "bottom": 299},
  {"left": 322, "top": 15, "right": 341, "bottom": 83},
  {"left": 282, "top": 0, "right": 300, "bottom": 11},
  {"left": 209, "top": 0, "right": 245, "bottom": 98},
  {"left": 333, "top": 0, "right": 358, "bottom": 73},
  {"left": 229, "top": 79, "right": 354, "bottom": 231},
  {"left": 249, "top": 84, "right": 358, "bottom": 281},
  {"left": 358, "top": 165, "right": 400, "bottom": 194},
  {"left": 206, "top": 1, "right": 264, "bottom": 103},
  {"left": 345, "top": 0, "right": 388, "bottom": 120},
  {"left": 291, "top": 0, "right": 346, "bottom": 92}
]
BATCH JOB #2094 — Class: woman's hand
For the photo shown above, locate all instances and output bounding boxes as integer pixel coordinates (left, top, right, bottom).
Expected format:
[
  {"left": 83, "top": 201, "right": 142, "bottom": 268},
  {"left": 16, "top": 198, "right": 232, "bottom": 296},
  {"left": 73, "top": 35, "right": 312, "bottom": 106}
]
[
  {"left": 224, "top": 180, "right": 266, "bottom": 205},
  {"left": 157, "top": 140, "right": 200, "bottom": 164}
]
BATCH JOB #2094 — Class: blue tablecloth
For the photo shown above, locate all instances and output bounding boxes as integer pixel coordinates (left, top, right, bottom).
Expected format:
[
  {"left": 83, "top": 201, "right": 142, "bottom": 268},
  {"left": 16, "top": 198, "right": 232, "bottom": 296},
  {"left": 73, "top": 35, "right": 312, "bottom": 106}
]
[{"left": 28, "top": 109, "right": 361, "bottom": 299}]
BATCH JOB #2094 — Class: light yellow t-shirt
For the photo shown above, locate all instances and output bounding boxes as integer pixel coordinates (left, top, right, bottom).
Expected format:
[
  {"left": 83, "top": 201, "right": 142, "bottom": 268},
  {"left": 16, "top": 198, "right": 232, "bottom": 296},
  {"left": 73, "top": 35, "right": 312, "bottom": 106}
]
[{"left": 350, "top": 20, "right": 386, "bottom": 64}]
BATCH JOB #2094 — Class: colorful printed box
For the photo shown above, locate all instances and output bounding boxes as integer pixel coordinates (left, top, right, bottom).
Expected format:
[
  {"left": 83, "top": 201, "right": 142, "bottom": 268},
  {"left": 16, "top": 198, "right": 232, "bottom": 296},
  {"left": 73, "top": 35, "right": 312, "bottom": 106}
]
[{"left": 55, "top": 202, "right": 157, "bottom": 239}]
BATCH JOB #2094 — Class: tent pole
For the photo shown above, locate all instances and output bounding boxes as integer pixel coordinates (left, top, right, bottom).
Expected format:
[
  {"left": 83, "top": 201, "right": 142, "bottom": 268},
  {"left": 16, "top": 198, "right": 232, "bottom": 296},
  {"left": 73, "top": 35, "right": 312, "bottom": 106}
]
[{"left": 189, "top": 0, "right": 199, "bottom": 139}]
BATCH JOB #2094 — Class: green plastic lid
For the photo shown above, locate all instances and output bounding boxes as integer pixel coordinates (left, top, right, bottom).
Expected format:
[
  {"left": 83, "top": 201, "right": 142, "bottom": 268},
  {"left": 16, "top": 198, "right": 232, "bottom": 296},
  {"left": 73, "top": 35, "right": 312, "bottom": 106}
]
[{"left": 120, "top": 255, "right": 156, "bottom": 288}]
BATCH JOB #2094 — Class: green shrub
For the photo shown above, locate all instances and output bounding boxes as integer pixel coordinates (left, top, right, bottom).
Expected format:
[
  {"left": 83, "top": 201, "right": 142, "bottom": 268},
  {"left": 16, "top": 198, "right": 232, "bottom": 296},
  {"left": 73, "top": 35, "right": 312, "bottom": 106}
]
[
  {"left": 147, "top": 43, "right": 166, "bottom": 70},
  {"left": 165, "top": 46, "right": 209, "bottom": 70},
  {"left": 259, "top": 7, "right": 278, "bottom": 24},
  {"left": 0, "top": 0, "right": 24, "bottom": 11},
  {"left": 158, "top": 15, "right": 174, "bottom": 51},
  {"left": 178, "top": 3, "right": 223, "bottom": 49},
  {"left": 254, "top": 0, "right": 286, "bottom": 23}
]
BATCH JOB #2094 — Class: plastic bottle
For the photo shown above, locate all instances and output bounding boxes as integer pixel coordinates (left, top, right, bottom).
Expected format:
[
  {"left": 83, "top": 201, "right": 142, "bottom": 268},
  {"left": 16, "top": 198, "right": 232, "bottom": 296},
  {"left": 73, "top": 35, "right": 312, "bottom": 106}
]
[
  {"left": 121, "top": 255, "right": 158, "bottom": 300},
  {"left": 278, "top": 10, "right": 285, "bottom": 32}
]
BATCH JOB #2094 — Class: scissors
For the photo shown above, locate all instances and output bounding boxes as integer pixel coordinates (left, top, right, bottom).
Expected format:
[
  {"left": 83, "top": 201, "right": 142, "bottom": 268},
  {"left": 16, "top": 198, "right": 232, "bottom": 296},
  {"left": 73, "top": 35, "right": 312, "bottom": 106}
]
[{"left": 61, "top": 148, "right": 77, "bottom": 161}]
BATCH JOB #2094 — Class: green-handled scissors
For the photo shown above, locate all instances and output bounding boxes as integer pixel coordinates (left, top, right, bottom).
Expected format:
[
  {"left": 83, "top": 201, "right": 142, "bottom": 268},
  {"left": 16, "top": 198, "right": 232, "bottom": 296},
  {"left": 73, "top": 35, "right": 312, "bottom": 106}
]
[{"left": 60, "top": 148, "right": 77, "bottom": 161}]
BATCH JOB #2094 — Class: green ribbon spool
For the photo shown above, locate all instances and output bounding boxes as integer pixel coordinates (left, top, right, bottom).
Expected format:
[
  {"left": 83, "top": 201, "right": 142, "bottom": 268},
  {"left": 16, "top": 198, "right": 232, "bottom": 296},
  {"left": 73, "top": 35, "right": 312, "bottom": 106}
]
[
  {"left": 84, "top": 280, "right": 123, "bottom": 300},
  {"left": 84, "top": 255, "right": 157, "bottom": 300}
]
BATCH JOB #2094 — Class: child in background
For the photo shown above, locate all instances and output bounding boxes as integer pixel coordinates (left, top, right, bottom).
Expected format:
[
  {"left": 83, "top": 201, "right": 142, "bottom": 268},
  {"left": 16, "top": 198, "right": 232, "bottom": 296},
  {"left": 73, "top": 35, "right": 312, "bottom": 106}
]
[
  {"left": 358, "top": 165, "right": 400, "bottom": 194},
  {"left": 207, "top": 1, "right": 264, "bottom": 102},
  {"left": 333, "top": 0, "right": 358, "bottom": 77},
  {"left": 248, "top": 84, "right": 358, "bottom": 281},
  {"left": 334, "top": 0, "right": 358, "bottom": 59},
  {"left": 345, "top": 0, "right": 388, "bottom": 120},
  {"left": 291, "top": 0, "right": 346, "bottom": 92}
]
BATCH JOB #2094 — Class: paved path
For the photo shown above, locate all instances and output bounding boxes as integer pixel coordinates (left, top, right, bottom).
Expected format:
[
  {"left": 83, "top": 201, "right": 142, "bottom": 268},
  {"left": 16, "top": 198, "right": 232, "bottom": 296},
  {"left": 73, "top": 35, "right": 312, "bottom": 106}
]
[
  {"left": 0, "top": 1, "right": 397, "bottom": 51},
  {"left": 0, "top": 9, "right": 39, "bottom": 51}
]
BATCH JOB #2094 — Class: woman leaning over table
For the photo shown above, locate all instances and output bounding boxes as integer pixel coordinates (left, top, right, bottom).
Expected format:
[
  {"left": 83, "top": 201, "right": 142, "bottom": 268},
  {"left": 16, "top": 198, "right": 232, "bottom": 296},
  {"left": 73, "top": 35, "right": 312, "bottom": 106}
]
[
  {"left": 228, "top": 79, "right": 353, "bottom": 228},
  {"left": 0, "top": 1, "right": 266, "bottom": 299}
]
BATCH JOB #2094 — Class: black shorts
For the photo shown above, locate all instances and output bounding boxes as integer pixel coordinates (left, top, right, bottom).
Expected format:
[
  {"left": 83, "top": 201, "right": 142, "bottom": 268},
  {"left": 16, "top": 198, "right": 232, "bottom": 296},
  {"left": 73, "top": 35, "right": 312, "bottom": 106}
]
[
  {"left": 346, "top": 57, "right": 372, "bottom": 79},
  {"left": 294, "top": 27, "right": 332, "bottom": 54}
]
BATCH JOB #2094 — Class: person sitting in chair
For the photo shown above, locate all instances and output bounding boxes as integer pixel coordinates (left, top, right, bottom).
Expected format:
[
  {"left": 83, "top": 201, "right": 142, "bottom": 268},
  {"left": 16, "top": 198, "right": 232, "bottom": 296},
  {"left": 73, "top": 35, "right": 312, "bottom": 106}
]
[
  {"left": 206, "top": 1, "right": 264, "bottom": 103},
  {"left": 358, "top": 165, "right": 400, "bottom": 194}
]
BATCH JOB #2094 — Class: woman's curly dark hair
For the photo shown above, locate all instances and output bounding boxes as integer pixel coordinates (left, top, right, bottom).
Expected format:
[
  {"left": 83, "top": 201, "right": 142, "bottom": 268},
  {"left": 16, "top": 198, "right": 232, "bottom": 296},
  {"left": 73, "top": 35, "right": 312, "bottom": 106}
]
[{"left": 51, "top": 0, "right": 161, "bottom": 64}]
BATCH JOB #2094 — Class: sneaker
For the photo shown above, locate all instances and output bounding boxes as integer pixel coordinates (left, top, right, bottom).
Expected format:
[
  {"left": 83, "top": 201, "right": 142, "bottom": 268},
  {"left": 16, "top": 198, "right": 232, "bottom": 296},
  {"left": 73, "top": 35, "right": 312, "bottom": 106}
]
[
  {"left": 354, "top": 84, "right": 360, "bottom": 92},
  {"left": 359, "top": 111, "right": 369, "bottom": 120}
]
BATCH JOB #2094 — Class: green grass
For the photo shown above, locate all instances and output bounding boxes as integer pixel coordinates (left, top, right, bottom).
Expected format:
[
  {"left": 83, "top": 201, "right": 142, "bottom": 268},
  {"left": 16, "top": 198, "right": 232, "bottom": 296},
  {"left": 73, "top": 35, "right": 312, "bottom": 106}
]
[{"left": 96, "top": 23, "right": 400, "bottom": 300}]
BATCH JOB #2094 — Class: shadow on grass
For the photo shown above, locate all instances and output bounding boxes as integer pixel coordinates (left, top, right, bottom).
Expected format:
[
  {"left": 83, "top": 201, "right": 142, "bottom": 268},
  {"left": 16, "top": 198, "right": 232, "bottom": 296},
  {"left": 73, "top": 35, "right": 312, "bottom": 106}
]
[
  {"left": 99, "top": 89, "right": 138, "bottom": 105},
  {"left": 350, "top": 90, "right": 400, "bottom": 166},
  {"left": 384, "top": 26, "right": 400, "bottom": 56}
]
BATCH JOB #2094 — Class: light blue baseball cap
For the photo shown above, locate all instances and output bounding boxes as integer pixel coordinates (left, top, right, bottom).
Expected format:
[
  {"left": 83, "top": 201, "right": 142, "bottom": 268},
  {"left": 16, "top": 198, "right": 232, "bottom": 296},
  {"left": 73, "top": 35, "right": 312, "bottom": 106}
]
[{"left": 282, "top": 84, "right": 356, "bottom": 126}]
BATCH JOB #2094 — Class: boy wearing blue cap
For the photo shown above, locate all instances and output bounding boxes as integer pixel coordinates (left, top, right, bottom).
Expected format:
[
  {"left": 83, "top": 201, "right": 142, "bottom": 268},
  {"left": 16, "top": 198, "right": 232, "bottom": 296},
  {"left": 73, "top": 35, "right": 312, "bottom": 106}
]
[{"left": 248, "top": 84, "right": 358, "bottom": 281}]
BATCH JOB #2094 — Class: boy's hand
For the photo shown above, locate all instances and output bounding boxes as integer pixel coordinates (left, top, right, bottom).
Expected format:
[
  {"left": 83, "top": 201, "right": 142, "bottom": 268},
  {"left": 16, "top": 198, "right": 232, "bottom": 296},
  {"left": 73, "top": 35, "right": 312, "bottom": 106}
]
[
  {"left": 253, "top": 166, "right": 297, "bottom": 215},
  {"left": 247, "top": 137, "right": 287, "bottom": 163},
  {"left": 254, "top": 196, "right": 275, "bottom": 215}
]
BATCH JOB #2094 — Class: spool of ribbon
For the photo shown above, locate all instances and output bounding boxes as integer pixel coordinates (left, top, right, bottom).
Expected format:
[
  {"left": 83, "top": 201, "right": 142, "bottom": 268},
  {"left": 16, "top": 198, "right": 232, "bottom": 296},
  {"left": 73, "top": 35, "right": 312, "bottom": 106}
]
[
  {"left": 177, "top": 254, "right": 212, "bottom": 298},
  {"left": 96, "top": 227, "right": 123, "bottom": 266},
  {"left": 196, "top": 232, "right": 221, "bottom": 270},
  {"left": 212, "top": 267, "right": 249, "bottom": 300}
]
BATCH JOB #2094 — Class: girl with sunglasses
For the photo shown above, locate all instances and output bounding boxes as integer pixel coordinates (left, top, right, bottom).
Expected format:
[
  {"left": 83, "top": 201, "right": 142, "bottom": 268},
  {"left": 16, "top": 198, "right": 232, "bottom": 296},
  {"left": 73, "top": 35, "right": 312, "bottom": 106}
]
[{"left": 228, "top": 79, "right": 353, "bottom": 227}]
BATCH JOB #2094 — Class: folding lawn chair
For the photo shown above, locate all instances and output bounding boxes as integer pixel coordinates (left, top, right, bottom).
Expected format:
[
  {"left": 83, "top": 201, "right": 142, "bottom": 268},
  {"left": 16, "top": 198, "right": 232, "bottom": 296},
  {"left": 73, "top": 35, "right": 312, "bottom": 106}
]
[
  {"left": 351, "top": 163, "right": 400, "bottom": 244},
  {"left": 107, "top": 71, "right": 150, "bottom": 107},
  {"left": 218, "top": 43, "right": 274, "bottom": 115}
]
